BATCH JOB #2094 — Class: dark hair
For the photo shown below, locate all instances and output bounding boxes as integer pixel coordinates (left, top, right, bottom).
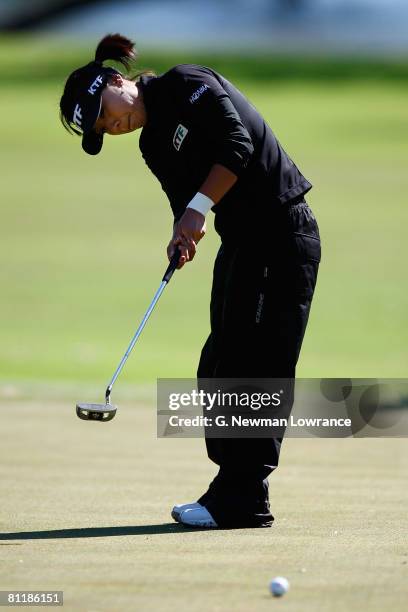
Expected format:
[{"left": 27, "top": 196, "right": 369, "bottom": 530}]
[
  {"left": 59, "top": 33, "right": 138, "bottom": 136},
  {"left": 94, "top": 33, "right": 136, "bottom": 70}
]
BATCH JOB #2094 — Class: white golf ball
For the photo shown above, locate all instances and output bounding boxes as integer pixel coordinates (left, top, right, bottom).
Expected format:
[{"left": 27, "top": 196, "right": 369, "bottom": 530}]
[{"left": 269, "top": 576, "right": 290, "bottom": 597}]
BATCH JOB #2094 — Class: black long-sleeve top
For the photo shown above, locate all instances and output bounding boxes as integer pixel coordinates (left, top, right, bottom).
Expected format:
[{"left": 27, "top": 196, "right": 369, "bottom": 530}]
[{"left": 139, "top": 65, "right": 312, "bottom": 237}]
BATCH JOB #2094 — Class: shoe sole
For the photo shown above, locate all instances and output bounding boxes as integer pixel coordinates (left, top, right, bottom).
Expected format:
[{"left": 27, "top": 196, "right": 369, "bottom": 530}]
[
  {"left": 171, "top": 512, "right": 217, "bottom": 527},
  {"left": 180, "top": 520, "right": 218, "bottom": 528}
]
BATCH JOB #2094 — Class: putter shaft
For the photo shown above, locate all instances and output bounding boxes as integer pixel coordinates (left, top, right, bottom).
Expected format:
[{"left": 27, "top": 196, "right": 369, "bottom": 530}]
[
  {"left": 105, "top": 280, "right": 167, "bottom": 403},
  {"left": 105, "top": 249, "right": 181, "bottom": 404}
]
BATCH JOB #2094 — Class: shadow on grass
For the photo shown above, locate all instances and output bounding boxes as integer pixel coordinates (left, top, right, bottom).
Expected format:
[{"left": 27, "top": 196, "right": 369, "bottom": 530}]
[{"left": 0, "top": 523, "right": 215, "bottom": 540}]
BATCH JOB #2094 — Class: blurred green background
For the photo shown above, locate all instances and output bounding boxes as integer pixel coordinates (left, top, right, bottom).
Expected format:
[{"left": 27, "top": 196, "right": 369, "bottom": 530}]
[{"left": 1, "top": 37, "right": 407, "bottom": 387}]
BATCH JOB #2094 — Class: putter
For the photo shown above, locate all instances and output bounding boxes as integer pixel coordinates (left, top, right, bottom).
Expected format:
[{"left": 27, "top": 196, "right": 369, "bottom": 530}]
[{"left": 76, "top": 248, "right": 181, "bottom": 422}]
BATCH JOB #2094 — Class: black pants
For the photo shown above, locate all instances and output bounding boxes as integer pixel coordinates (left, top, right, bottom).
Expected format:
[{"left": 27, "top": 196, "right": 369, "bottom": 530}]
[{"left": 197, "top": 200, "right": 321, "bottom": 527}]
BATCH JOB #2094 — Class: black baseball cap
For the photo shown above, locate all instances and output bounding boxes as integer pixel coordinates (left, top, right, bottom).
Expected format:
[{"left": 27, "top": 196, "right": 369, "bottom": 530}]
[{"left": 60, "top": 61, "right": 119, "bottom": 155}]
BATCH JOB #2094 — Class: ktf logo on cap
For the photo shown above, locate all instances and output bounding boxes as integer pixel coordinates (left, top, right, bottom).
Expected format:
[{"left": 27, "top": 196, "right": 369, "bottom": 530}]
[
  {"left": 72, "top": 104, "right": 83, "bottom": 128},
  {"left": 88, "top": 74, "right": 103, "bottom": 95}
]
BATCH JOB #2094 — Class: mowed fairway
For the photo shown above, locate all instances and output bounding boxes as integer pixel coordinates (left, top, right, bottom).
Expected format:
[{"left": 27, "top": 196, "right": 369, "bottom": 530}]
[
  {"left": 1, "top": 76, "right": 408, "bottom": 382},
  {"left": 1, "top": 42, "right": 408, "bottom": 610}
]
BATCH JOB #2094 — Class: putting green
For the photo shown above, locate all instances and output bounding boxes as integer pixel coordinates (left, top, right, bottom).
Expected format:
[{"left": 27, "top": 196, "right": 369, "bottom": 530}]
[{"left": 0, "top": 389, "right": 407, "bottom": 611}]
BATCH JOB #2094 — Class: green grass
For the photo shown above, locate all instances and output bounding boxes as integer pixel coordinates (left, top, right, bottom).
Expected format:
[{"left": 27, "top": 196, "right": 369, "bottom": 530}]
[
  {"left": 2, "top": 35, "right": 408, "bottom": 85},
  {"left": 0, "top": 45, "right": 407, "bottom": 385},
  {"left": 0, "top": 42, "right": 407, "bottom": 612}
]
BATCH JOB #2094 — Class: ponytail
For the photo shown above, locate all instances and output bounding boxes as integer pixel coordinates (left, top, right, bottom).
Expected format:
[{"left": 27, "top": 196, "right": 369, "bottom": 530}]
[{"left": 94, "top": 33, "right": 136, "bottom": 71}]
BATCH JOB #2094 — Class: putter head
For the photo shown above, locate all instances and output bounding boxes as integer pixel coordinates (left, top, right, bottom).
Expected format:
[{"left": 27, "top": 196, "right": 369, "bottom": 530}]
[{"left": 76, "top": 403, "right": 117, "bottom": 422}]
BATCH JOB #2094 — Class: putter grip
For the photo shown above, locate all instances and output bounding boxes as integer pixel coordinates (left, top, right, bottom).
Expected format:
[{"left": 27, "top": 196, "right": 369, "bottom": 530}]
[{"left": 162, "top": 248, "right": 181, "bottom": 283}]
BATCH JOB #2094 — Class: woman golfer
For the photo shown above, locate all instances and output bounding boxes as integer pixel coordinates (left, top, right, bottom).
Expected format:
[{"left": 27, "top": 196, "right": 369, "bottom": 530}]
[{"left": 60, "top": 34, "right": 320, "bottom": 529}]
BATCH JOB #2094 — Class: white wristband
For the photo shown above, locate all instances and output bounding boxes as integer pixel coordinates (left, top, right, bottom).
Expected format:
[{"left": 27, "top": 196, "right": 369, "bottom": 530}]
[{"left": 186, "top": 192, "right": 214, "bottom": 217}]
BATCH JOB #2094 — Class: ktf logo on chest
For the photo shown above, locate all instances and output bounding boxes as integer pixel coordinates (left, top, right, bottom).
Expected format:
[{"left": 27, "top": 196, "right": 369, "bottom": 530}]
[{"left": 173, "top": 124, "right": 189, "bottom": 151}]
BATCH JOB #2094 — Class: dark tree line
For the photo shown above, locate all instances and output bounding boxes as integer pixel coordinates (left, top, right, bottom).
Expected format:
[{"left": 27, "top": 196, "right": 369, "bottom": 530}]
[{"left": 0, "top": 0, "right": 103, "bottom": 31}]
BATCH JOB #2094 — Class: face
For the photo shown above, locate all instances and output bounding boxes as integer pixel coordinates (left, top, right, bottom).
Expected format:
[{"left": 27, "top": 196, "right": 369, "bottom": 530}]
[{"left": 94, "top": 76, "right": 145, "bottom": 136}]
